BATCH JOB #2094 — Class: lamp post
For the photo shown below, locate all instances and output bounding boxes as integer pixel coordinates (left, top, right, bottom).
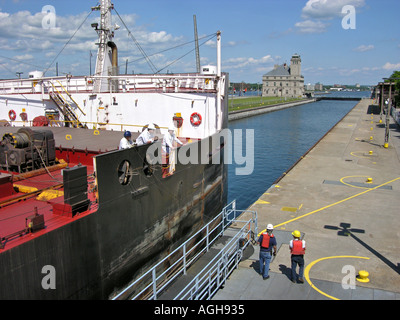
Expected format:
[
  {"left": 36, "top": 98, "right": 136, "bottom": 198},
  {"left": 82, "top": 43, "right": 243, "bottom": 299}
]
[{"left": 382, "top": 77, "right": 400, "bottom": 148}]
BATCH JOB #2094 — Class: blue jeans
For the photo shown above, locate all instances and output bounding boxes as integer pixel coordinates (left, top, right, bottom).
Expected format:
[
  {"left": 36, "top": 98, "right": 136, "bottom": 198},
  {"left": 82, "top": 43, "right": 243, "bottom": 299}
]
[
  {"left": 259, "top": 250, "right": 272, "bottom": 278},
  {"left": 291, "top": 255, "right": 304, "bottom": 280}
]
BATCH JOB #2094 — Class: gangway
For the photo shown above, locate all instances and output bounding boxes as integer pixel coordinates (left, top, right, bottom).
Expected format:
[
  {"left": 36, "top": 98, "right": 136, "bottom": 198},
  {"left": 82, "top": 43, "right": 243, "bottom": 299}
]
[{"left": 111, "top": 200, "right": 257, "bottom": 300}]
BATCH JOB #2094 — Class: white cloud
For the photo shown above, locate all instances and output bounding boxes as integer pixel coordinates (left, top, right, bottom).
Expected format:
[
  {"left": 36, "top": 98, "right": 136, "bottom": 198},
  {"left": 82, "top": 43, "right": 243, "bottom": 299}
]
[
  {"left": 353, "top": 44, "right": 374, "bottom": 52},
  {"left": 294, "top": 20, "right": 328, "bottom": 34},
  {"left": 293, "top": 0, "right": 366, "bottom": 35},
  {"left": 0, "top": 8, "right": 187, "bottom": 76},
  {"left": 382, "top": 62, "right": 400, "bottom": 70},
  {"left": 145, "top": 31, "right": 172, "bottom": 44},
  {"left": 301, "top": 0, "right": 366, "bottom": 20},
  {"left": 225, "top": 55, "right": 274, "bottom": 70},
  {"left": 13, "top": 54, "right": 34, "bottom": 60}
]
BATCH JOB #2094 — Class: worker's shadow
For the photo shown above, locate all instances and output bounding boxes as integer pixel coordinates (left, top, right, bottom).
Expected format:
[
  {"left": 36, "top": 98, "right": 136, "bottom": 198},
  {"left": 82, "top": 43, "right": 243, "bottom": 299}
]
[
  {"left": 249, "top": 259, "right": 290, "bottom": 278},
  {"left": 249, "top": 261, "right": 261, "bottom": 274},
  {"left": 278, "top": 264, "right": 292, "bottom": 280}
]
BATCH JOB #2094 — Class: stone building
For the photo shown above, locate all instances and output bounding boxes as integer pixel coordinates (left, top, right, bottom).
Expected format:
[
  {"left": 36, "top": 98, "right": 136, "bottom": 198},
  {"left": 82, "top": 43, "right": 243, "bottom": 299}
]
[{"left": 262, "top": 54, "right": 304, "bottom": 98}]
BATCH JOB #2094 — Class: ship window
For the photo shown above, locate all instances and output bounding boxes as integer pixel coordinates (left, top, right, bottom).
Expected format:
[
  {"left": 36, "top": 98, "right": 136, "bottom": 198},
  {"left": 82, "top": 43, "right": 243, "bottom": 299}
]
[{"left": 118, "top": 160, "right": 133, "bottom": 185}]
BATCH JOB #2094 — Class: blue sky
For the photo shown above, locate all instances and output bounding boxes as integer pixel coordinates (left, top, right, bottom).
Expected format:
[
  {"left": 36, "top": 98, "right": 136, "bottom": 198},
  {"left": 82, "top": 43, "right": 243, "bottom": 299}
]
[{"left": 0, "top": 0, "right": 399, "bottom": 85}]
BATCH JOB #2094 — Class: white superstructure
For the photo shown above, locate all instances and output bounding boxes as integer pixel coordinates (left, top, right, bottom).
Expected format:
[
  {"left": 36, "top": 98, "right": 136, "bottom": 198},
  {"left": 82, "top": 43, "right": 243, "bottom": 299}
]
[{"left": 0, "top": 0, "right": 227, "bottom": 140}]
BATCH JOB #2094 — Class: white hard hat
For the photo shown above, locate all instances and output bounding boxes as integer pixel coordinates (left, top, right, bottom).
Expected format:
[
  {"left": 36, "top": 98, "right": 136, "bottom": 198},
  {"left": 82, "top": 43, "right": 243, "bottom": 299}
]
[
  {"left": 168, "top": 127, "right": 175, "bottom": 131},
  {"left": 147, "top": 124, "right": 156, "bottom": 130},
  {"left": 267, "top": 224, "right": 274, "bottom": 230}
]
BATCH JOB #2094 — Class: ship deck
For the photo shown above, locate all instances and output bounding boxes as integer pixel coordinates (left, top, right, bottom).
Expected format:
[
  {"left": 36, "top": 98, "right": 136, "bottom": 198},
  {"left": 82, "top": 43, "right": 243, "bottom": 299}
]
[
  {"left": 0, "top": 127, "right": 139, "bottom": 252},
  {"left": 212, "top": 98, "right": 400, "bottom": 300},
  {"left": 0, "top": 126, "right": 193, "bottom": 253},
  {"left": 0, "top": 126, "right": 139, "bottom": 153}
]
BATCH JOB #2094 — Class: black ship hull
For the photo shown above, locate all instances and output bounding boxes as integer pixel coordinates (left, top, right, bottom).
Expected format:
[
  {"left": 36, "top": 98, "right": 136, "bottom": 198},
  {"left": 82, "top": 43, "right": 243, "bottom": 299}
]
[{"left": 0, "top": 134, "right": 227, "bottom": 299}]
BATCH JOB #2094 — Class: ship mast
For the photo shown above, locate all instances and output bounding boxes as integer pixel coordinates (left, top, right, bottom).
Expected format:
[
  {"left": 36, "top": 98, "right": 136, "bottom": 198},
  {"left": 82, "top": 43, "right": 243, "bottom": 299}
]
[{"left": 92, "top": 0, "right": 116, "bottom": 93}]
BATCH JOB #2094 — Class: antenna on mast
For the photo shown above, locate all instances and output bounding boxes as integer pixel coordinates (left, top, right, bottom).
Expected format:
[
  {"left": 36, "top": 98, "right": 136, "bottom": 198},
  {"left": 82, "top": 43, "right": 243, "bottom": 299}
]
[{"left": 193, "top": 15, "right": 200, "bottom": 73}]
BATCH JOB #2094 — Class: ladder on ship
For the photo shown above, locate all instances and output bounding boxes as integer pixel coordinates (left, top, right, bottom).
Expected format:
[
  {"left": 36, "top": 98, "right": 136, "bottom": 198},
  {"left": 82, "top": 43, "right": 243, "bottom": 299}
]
[{"left": 49, "top": 81, "right": 87, "bottom": 128}]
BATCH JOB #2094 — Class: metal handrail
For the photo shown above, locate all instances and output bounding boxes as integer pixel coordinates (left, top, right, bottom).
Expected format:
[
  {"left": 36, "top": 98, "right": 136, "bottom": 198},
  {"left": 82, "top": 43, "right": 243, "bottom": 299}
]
[
  {"left": 49, "top": 81, "right": 81, "bottom": 118},
  {"left": 4, "top": 119, "right": 168, "bottom": 132},
  {"left": 55, "top": 80, "right": 86, "bottom": 116},
  {"left": 0, "top": 73, "right": 217, "bottom": 95},
  {"left": 111, "top": 200, "right": 256, "bottom": 300},
  {"left": 174, "top": 210, "right": 257, "bottom": 300}
]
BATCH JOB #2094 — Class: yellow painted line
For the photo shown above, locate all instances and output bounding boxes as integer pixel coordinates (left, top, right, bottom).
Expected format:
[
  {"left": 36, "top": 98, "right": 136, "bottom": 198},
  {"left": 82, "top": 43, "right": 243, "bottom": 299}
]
[
  {"left": 281, "top": 203, "right": 302, "bottom": 213},
  {"left": 350, "top": 151, "right": 375, "bottom": 159},
  {"left": 258, "top": 177, "right": 400, "bottom": 235},
  {"left": 255, "top": 199, "right": 270, "bottom": 204},
  {"left": 340, "top": 175, "right": 372, "bottom": 190},
  {"left": 274, "top": 177, "right": 400, "bottom": 229},
  {"left": 304, "top": 255, "right": 370, "bottom": 300}
]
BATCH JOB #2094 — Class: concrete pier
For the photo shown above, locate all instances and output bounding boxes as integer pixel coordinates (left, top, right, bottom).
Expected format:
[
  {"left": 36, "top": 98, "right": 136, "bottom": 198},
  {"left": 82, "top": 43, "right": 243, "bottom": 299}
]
[
  {"left": 214, "top": 98, "right": 400, "bottom": 300},
  {"left": 228, "top": 99, "right": 315, "bottom": 121}
]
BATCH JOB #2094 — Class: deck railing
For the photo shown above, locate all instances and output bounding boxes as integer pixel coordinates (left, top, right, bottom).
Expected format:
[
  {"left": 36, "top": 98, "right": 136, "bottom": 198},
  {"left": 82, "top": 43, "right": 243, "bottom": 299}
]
[{"left": 0, "top": 73, "right": 218, "bottom": 95}]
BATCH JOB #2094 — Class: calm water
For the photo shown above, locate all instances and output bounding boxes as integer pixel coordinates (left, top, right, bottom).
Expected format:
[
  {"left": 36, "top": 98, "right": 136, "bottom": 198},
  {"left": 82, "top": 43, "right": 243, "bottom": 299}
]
[{"left": 227, "top": 91, "right": 370, "bottom": 209}]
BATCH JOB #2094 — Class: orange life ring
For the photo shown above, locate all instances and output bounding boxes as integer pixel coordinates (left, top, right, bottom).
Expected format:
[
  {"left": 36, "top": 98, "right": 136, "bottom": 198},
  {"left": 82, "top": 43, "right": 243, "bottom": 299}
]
[
  {"left": 190, "top": 112, "right": 202, "bottom": 126},
  {"left": 8, "top": 110, "right": 16, "bottom": 121}
]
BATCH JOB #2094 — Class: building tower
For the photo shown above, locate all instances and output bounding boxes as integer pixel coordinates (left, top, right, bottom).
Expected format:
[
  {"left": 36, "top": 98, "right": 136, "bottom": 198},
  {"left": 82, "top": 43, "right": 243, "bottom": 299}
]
[{"left": 290, "top": 54, "right": 301, "bottom": 77}]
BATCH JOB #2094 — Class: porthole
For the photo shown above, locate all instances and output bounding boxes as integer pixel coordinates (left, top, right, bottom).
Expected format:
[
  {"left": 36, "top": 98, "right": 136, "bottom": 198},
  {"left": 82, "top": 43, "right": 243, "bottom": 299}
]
[{"left": 118, "top": 160, "right": 133, "bottom": 185}]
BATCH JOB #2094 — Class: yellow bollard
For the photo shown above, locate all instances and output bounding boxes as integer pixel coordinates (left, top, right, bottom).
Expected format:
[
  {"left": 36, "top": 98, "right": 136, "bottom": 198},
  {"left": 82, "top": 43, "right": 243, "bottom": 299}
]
[
  {"left": 384, "top": 143, "right": 389, "bottom": 148},
  {"left": 366, "top": 177, "right": 373, "bottom": 184},
  {"left": 369, "top": 151, "right": 373, "bottom": 155},
  {"left": 356, "top": 270, "right": 370, "bottom": 283},
  {"left": 369, "top": 136, "right": 373, "bottom": 140}
]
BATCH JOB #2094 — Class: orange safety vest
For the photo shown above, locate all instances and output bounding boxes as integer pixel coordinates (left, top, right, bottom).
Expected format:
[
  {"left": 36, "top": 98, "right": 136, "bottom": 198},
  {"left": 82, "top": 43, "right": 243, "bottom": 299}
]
[
  {"left": 291, "top": 240, "right": 305, "bottom": 255},
  {"left": 261, "top": 233, "right": 274, "bottom": 249}
]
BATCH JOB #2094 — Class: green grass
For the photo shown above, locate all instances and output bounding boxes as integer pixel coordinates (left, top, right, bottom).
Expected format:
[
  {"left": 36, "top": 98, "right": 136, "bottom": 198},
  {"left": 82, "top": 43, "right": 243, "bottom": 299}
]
[{"left": 228, "top": 96, "right": 305, "bottom": 112}]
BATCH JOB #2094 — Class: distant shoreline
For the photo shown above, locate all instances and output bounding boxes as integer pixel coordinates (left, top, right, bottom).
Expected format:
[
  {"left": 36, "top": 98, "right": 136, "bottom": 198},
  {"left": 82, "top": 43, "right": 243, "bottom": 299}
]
[{"left": 228, "top": 99, "right": 315, "bottom": 121}]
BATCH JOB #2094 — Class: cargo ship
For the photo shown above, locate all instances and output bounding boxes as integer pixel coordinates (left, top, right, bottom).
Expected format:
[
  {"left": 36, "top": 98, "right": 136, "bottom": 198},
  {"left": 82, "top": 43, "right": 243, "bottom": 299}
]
[{"left": 0, "top": 0, "right": 228, "bottom": 299}]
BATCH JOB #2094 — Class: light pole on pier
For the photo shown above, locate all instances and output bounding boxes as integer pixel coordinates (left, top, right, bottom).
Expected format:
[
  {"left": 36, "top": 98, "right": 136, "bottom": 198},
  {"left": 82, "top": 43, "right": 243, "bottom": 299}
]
[{"left": 382, "top": 77, "right": 400, "bottom": 148}]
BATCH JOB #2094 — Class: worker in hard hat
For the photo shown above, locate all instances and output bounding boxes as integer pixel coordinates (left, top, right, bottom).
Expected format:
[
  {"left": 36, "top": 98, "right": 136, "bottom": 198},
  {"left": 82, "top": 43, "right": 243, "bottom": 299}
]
[
  {"left": 162, "top": 127, "right": 183, "bottom": 153},
  {"left": 289, "top": 230, "right": 306, "bottom": 283},
  {"left": 162, "top": 127, "right": 183, "bottom": 176},
  {"left": 257, "top": 224, "right": 277, "bottom": 280},
  {"left": 119, "top": 131, "right": 134, "bottom": 150},
  {"left": 136, "top": 124, "right": 157, "bottom": 146}
]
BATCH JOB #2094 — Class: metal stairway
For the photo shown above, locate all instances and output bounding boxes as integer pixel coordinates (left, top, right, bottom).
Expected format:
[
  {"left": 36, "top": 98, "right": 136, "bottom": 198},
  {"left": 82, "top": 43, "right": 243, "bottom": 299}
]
[{"left": 49, "top": 81, "right": 86, "bottom": 128}]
